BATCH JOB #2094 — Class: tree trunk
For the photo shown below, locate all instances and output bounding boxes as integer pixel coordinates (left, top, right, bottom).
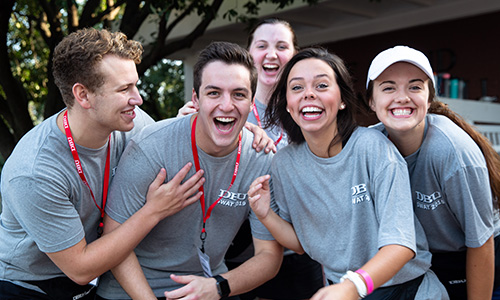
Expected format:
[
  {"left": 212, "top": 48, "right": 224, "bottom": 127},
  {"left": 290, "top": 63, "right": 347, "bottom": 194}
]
[
  {"left": 0, "top": 117, "right": 16, "bottom": 161},
  {"left": 0, "top": 0, "right": 34, "bottom": 158}
]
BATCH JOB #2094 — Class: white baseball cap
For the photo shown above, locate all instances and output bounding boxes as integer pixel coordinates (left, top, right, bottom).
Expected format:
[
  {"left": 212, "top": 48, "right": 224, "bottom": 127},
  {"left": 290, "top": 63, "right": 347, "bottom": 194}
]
[{"left": 366, "top": 45, "right": 435, "bottom": 88}]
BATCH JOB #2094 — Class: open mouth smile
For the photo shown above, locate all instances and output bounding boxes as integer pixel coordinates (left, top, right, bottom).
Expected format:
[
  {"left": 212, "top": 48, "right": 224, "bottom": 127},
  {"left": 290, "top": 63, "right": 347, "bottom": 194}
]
[
  {"left": 263, "top": 63, "right": 279, "bottom": 73},
  {"left": 122, "top": 109, "right": 136, "bottom": 118},
  {"left": 391, "top": 108, "right": 413, "bottom": 117},
  {"left": 301, "top": 106, "right": 324, "bottom": 120},
  {"left": 214, "top": 116, "right": 236, "bottom": 133}
]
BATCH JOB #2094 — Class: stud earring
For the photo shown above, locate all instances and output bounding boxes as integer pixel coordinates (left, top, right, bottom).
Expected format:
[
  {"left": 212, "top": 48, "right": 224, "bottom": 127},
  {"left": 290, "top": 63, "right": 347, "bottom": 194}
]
[{"left": 340, "top": 104, "right": 345, "bottom": 110}]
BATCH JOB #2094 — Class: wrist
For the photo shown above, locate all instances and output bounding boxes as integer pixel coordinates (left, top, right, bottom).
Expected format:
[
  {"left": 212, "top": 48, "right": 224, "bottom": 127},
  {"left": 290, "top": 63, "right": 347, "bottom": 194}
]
[
  {"left": 140, "top": 201, "right": 165, "bottom": 224},
  {"left": 213, "top": 274, "right": 230, "bottom": 299},
  {"left": 339, "top": 278, "right": 360, "bottom": 299},
  {"left": 355, "top": 269, "right": 374, "bottom": 295},
  {"left": 340, "top": 270, "right": 367, "bottom": 298},
  {"left": 257, "top": 210, "right": 271, "bottom": 223},
  {"left": 261, "top": 209, "right": 279, "bottom": 224}
]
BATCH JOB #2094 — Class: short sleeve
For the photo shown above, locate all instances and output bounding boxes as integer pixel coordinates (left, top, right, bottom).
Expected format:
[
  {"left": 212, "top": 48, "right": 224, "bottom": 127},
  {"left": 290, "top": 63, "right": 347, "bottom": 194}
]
[
  {"left": 443, "top": 165, "right": 494, "bottom": 247},
  {"left": 4, "top": 175, "right": 84, "bottom": 253}
]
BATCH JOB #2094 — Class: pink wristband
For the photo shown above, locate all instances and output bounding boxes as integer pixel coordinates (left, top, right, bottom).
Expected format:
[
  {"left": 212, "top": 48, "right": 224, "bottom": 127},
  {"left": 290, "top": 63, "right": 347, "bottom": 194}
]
[{"left": 356, "top": 269, "right": 374, "bottom": 294}]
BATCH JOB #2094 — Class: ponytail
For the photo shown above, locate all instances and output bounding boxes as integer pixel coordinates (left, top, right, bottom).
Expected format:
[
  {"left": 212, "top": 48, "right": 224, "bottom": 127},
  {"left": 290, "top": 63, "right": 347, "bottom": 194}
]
[{"left": 429, "top": 100, "right": 500, "bottom": 209}]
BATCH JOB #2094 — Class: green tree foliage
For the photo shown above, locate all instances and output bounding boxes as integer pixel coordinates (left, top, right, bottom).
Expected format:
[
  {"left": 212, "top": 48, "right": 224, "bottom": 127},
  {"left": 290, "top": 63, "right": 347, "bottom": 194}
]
[
  {"left": 0, "top": 0, "right": 317, "bottom": 168},
  {"left": 139, "top": 59, "right": 185, "bottom": 121}
]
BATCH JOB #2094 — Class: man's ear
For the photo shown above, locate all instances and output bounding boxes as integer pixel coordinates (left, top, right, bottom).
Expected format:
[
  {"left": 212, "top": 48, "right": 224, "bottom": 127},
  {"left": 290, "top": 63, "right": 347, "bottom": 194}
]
[
  {"left": 72, "top": 83, "right": 92, "bottom": 109},
  {"left": 191, "top": 88, "right": 200, "bottom": 110},
  {"left": 247, "top": 97, "right": 253, "bottom": 114}
]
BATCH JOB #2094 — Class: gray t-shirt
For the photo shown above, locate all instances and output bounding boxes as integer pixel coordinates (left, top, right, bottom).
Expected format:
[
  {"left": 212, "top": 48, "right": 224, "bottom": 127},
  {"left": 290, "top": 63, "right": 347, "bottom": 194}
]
[
  {"left": 97, "top": 115, "right": 275, "bottom": 299},
  {"left": 373, "top": 114, "right": 495, "bottom": 252},
  {"left": 247, "top": 99, "right": 287, "bottom": 150},
  {"left": 272, "top": 127, "right": 446, "bottom": 298},
  {"left": 0, "top": 108, "right": 153, "bottom": 287},
  {"left": 245, "top": 98, "right": 295, "bottom": 257}
]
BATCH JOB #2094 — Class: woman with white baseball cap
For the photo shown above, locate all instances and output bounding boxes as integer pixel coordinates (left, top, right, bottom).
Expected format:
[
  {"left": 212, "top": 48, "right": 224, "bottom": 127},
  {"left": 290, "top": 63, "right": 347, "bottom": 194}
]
[{"left": 365, "top": 45, "right": 500, "bottom": 299}]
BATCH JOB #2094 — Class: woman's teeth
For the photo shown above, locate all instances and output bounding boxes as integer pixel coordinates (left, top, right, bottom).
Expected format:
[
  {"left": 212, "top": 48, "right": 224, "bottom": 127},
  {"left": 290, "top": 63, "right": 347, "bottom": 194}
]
[
  {"left": 215, "top": 117, "right": 235, "bottom": 123},
  {"left": 391, "top": 108, "right": 412, "bottom": 116}
]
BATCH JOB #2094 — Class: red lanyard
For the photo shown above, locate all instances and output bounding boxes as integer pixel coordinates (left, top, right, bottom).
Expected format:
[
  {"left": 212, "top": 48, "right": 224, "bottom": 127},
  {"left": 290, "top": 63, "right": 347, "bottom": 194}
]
[
  {"left": 63, "top": 111, "right": 110, "bottom": 236},
  {"left": 191, "top": 116, "right": 241, "bottom": 250},
  {"left": 251, "top": 103, "right": 283, "bottom": 146}
]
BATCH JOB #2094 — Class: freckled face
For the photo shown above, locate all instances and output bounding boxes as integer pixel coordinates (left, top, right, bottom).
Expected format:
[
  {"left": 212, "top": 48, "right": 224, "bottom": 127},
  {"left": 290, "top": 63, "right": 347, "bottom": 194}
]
[
  {"left": 286, "top": 58, "right": 344, "bottom": 141},
  {"left": 370, "top": 62, "right": 431, "bottom": 137}
]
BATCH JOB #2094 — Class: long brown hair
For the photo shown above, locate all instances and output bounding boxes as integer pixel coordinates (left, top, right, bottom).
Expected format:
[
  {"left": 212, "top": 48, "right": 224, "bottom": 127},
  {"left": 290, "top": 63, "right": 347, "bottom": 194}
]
[
  {"left": 266, "top": 47, "right": 361, "bottom": 147},
  {"left": 428, "top": 98, "right": 500, "bottom": 209}
]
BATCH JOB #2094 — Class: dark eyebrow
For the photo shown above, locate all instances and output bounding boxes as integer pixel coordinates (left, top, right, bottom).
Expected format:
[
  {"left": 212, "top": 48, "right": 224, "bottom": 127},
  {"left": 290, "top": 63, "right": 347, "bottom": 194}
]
[
  {"left": 379, "top": 78, "right": 426, "bottom": 86},
  {"left": 378, "top": 80, "right": 395, "bottom": 86},
  {"left": 288, "top": 77, "right": 303, "bottom": 84},
  {"left": 233, "top": 87, "right": 250, "bottom": 94},
  {"left": 115, "top": 82, "right": 135, "bottom": 91},
  {"left": 289, "top": 74, "right": 329, "bottom": 85},
  {"left": 203, "top": 85, "right": 221, "bottom": 91},
  {"left": 315, "top": 74, "right": 329, "bottom": 79},
  {"left": 203, "top": 85, "right": 250, "bottom": 94}
]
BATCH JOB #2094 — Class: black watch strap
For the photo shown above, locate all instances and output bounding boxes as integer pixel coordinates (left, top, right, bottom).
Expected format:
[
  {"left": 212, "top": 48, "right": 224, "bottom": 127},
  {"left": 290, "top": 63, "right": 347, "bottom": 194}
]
[{"left": 213, "top": 274, "right": 230, "bottom": 299}]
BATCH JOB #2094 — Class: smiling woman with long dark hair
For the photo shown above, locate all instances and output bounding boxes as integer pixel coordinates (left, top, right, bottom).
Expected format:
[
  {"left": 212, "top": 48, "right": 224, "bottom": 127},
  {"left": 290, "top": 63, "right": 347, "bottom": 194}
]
[{"left": 248, "top": 47, "right": 448, "bottom": 300}]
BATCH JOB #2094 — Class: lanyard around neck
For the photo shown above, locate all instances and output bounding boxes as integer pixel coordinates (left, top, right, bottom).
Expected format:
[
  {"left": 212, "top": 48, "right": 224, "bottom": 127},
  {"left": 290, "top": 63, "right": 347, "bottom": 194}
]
[
  {"left": 190, "top": 115, "right": 241, "bottom": 249},
  {"left": 251, "top": 103, "right": 283, "bottom": 146},
  {"left": 63, "top": 110, "right": 110, "bottom": 236}
]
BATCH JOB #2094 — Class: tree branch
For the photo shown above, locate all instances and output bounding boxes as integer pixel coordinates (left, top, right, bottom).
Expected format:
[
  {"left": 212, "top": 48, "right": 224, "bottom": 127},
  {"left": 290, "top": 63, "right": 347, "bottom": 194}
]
[
  {"left": 0, "top": 112, "right": 16, "bottom": 160},
  {"left": 80, "top": 0, "right": 127, "bottom": 29},
  {"left": 37, "top": 0, "right": 59, "bottom": 37},
  {"left": 138, "top": 0, "right": 224, "bottom": 74},
  {"left": 163, "top": 1, "right": 197, "bottom": 38},
  {"left": 0, "top": 0, "right": 34, "bottom": 142},
  {"left": 80, "top": 0, "right": 101, "bottom": 26},
  {"left": 66, "top": 0, "right": 79, "bottom": 32},
  {"left": 119, "top": 0, "right": 151, "bottom": 38}
]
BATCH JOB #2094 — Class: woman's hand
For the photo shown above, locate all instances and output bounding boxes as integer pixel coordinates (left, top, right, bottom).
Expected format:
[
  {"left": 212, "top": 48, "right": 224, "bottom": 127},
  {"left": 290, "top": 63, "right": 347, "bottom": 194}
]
[
  {"left": 248, "top": 175, "right": 272, "bottom": 220},
  {"left": 177, "top": 101, "right": 197, "bottom": 117}
]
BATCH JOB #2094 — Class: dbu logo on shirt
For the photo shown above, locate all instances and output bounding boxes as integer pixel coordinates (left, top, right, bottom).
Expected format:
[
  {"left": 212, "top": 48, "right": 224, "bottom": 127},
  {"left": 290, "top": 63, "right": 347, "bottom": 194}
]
[
  {"left": 415, "top": 191, "right": 444, "bottom": 210},
  {"left": 351, "top": 183, "right": 371, "bottom": 204},
  {"left": 217, "top": 189, "right": 248, "bottom": 207}
]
